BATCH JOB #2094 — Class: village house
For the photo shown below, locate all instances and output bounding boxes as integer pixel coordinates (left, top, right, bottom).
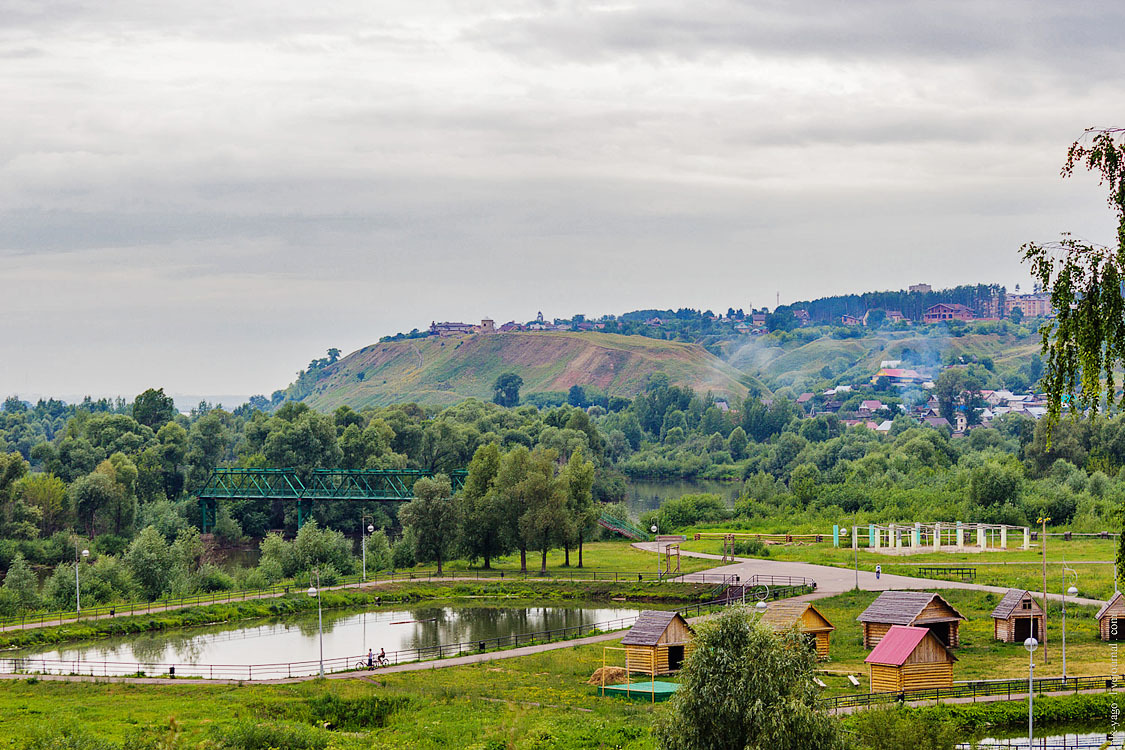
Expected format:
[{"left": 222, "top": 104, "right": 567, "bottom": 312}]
[
  {"left": 759, "top": 600, "right": 835, "bottom": 659},
  {"left": 909, "top": 283, "right": 932, "bottom": 293},
  {"left": 857, "top": 591, "right": 965, "bottom": 648},
  {"left": 1096, "top": 593, "right": 1125, "bottom": 641},
  {"left": 990, "top": 589, "right": 1045, "bottom": 643},
  {"left": 923, "top": 303, "right": 974, "bottom": 324},
  {"left": 621, "top": 611, "right": 695, "bottom": 674},
  {"left": 430, "top": 321, "right": 476, "bottom": 337},
  {"left": 865, "top": 625, "right": 956, "bottom": 692},
  {"left": 1006, "top": 292, "right": 1053, "bottom": 318},
  {"left": 841, "top": 314, "right": 863, "bottom": 325},
  {"left": 793, "top": 309, "right": 811, "bottom": 325}
]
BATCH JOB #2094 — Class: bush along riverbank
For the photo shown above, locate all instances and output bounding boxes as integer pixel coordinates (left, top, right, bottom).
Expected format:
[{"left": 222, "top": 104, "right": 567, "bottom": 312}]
[
  {"left": 841, "top": 692, "right": 1121, "bottom": 744},
  {"left": 0, "top": 579, "right": 713, "bottom": 651}
]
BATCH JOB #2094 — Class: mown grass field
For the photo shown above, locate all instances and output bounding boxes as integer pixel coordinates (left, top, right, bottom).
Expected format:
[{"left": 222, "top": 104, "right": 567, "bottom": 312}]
[{"left": 434, "top": 541, "right": 715, "bottom": 578}]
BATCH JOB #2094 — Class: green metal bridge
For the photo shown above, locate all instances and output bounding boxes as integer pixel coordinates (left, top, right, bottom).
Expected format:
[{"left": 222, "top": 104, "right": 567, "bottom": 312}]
[{"left": 195, "top": 468, "right": 468, "bottom": 532}]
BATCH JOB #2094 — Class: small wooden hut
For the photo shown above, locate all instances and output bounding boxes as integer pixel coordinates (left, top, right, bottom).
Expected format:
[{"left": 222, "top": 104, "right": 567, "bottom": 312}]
[
  {"left": 990, "top": 589, "right": 1044, "bottom": 643},
  {"left": 865, "top": 625, "right": 956, "bottom": 692},
  {"left": 857, "top": 591, "right": 965, "bottom": 648},
  {"left": 759, "top": 600, "right": 835, "bottom": 659},
  {"left": 1097, "top": 592, "right": 1125, "bottom": 641},
  {"left": 621, "top": 611, "right": 694, "bottom": 675}
]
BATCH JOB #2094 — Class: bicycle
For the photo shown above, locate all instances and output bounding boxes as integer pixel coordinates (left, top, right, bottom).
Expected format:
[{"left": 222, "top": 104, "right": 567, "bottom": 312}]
[{"left": 354, "top": 657, "right": 389, "bottom": 670}]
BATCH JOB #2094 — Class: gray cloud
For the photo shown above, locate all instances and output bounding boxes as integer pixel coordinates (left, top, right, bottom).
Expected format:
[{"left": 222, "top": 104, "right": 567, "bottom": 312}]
[{"left": 0, "top": 1, "right": 1123, "bottom": 397}]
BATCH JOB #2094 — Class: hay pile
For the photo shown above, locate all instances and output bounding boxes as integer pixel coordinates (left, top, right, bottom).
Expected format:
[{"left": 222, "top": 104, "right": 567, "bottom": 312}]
[{"left": 587, "top": 666, "right": 629, "bottom": 685}]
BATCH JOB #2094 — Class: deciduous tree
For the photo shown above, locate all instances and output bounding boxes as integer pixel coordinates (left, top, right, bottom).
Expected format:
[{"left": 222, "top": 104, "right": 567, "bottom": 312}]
[{"left": 400, "top": 475, "right": 459, "bottom": 575}]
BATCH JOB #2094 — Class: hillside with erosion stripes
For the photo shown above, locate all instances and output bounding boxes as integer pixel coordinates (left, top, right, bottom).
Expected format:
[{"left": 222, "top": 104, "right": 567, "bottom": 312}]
[{"left": 295, "top": 332, "right": 758, "bottom": 409}]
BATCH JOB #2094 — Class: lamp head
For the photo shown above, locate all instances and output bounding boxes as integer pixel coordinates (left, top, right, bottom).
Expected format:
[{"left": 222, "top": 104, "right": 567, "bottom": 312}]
[
  {"left": 307, "top": 585, "right": 317, "bottom": 598},
  {"left": 1024, "top": 637, "right": 1038, "bottom": 653},
  {"left": 650, "top": 525, "right": 658, "bottom": 533},
  {"left": 81, "top": 549, "right": 89, "bottom": 559},
  {"left": 1067, "top": 585, "right": 1078, "bottom": 596},
  {"left": 754, "top": 601, "right": 767, "bottom": 612},
  {"left": 367, "top": 524, "right": 374, "bottom": 533}
]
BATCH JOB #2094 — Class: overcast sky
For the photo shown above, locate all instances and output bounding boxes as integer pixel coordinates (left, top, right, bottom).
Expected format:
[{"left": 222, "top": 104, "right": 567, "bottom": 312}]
[{"left": 2, "top": 0, "right": 1124, "bottom": 402}]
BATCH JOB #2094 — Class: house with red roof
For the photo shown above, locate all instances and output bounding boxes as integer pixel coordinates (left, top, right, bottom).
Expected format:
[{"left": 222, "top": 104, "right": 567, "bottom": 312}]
[{"left": 865, "top": 625, "right": 956, "bottom": 692}]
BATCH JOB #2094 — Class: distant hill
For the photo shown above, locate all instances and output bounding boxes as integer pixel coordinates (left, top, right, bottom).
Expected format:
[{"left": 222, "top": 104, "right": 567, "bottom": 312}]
[
  {"left": 726, "top": 329, "right": 1040, "bottom": 393},
  {"left": 293, "top": 332, "right": 757, "bottom": 410}
]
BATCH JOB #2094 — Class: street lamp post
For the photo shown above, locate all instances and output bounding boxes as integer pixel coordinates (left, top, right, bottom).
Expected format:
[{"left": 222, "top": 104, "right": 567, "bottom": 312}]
[
  {"left": 650, "top": 525, "right": 659, "bottom": 579},
  {"left": 361, "top": 516, "right": 375, "bottom": 581},
  {"left": 74, "top": 542, "right": 89, "bottom": 617},
  {"left": 1062, "top": 563, "right": 1079, "bottom": 679},
  {"left": 307, "top": 569, "right": 324, "bottom": 678},
  {"left": 1025, "top": 637, "right": 1038, "bottom": 747}
]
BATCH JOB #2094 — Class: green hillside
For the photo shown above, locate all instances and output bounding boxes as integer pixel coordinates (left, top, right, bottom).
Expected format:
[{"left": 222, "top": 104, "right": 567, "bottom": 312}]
[{"left": 296, "top": 332, "right": 755, "bottom": 409}]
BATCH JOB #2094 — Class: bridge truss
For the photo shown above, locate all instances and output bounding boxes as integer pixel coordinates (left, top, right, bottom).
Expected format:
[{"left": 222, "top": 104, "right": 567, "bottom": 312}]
[{"left": 195, "top": 468, "right": 468, "bottom": 532}]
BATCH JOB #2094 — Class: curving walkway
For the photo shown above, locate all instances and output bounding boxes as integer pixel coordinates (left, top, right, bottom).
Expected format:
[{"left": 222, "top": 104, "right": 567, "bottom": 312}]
[{"left": 631, "top": 542, "right": 1107, "bottom": 607}]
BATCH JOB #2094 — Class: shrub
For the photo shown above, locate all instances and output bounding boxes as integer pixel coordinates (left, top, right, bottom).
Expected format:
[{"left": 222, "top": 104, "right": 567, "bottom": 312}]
[
  {"left": 214, "top": 720, "right": 328, "bottom": 750},
  {"left": 731, "top": 539, "right": 770, "bottom": 557}
]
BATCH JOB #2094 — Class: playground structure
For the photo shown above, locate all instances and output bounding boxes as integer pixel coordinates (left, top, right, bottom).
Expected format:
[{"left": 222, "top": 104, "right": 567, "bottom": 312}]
[
  {"left": 836, "top": 522, "right": 1032, "bottom": 553},
  {"left": 660, "top": 542, "right": 681, "bottom": 577}
]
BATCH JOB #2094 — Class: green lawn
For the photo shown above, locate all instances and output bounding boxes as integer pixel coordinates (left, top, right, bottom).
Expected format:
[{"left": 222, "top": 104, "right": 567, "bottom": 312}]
[{"left": 434, "top": 541, "right": 714, "bottom": 578}]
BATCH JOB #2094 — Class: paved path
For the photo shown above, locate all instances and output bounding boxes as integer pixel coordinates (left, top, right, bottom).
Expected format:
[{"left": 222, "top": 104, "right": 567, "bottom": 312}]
[{"left": 633, "top": 542, "right": 1106, "bottom": 607}]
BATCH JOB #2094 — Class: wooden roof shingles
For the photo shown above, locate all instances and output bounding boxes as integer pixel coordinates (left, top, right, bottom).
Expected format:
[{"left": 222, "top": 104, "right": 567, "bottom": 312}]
[
  {"left": 990, "top": 589, "right": 1041, "bottom": 620},
  {"left": 760, "top": 600, "right": 834, "bottom": 633},
  {"left": 621, "top": 610, "right": 684, "bottom": 646},
  {"left": 856, "top": 591, "right": 965, "bottom": 626},
  {"left": 1096, "top": 592, "right": 1125, "bottom": 620}
]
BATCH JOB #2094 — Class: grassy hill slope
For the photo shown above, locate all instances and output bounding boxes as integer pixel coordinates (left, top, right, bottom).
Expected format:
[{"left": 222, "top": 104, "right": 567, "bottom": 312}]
[{"left": 298, "top": 332, "right": 753, "bottom": 409}]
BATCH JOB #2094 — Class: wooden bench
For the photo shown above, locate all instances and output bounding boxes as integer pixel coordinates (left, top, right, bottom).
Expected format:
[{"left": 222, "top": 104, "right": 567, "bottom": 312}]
[{"left": 916, "top": 565, "right": 976, "bottom": 582}]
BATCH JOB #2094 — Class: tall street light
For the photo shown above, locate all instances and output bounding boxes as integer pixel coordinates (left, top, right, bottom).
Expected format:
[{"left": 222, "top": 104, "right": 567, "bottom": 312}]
[
  {"left": 1061, "top": 563, "right": 1079, "bottom": 679},
  {"left": 361, "top": 516, "right": 375, "bottom": 582},
  {"left": 307, "top": 569, "right": 324, "bottom": 678},
  {"left": 651, "top": 524, "right": 659, "bottom": 580},
  {"left": 74, "top": 541, "right": 89, "bottom": 617},
  {"left": 1024, "top": 637, "right": 1038, "bottom": 747}
]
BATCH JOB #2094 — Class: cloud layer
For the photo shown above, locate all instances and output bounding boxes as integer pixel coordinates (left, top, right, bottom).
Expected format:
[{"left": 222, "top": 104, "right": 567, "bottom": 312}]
[{"left": 2, "top": 0, "right": 1123, "bottom": 398}]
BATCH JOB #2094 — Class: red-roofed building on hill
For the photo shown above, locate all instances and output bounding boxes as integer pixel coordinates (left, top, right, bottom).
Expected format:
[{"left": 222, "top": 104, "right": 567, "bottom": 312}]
[
  {"left": 865, "top": 625, "right": 956, "bottom": 692},
  {"left": 923, "top": 303, "right": 974, "bottom": 324}
]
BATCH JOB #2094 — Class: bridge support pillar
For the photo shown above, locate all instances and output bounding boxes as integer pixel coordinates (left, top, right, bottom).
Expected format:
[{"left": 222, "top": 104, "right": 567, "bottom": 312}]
[
  {"left": 199, "top": 498, "right": 217, "bottom": 535},
  {"left": 297, "top": 499, "right": 314, "bottom": 529}
]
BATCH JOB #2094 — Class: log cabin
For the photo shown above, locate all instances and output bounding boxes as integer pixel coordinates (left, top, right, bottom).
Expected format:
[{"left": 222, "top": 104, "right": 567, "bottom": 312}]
[
  {"left": 621, "top": 611, "right": 694, "bottom": 675},
  {"left": 857, "top": 591, "right": 965, "bottom": 648},
  {"left": 759, "top": 600, "right": 835, "bottom": 659},
  {"left": 1097, "top": 592, "right": 1125, "bottom": 641},
  {"left": 865, "top": 625, "right": 956, "bottom": 692},
  {"left": 990, "top": 589, "right": 1044, "bottom": 643}
]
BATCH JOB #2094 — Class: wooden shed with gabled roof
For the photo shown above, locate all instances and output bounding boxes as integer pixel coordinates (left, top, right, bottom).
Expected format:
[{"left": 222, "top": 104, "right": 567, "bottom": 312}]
[
  {"left": 621, "top": 610, "right": 694, "bottom": 675},
  {"left": 759, "top": 600, "right": 835, "bottom": 659},
  {"left": 857, "top": 591, "right": 965, "bottom": 649},
  {"left": 865, "top": 625, "right": 957, "bottom": 692},
  {"left": 990, "top": 589, "right": 1044, "bottom": 643},
  {"left": 1097, "top": 593, "right": 1125, "bottom": 641}
]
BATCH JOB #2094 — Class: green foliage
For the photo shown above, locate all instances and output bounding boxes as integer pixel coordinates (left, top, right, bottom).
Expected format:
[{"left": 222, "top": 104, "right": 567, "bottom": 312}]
[
  {"left": 1, "top": 551, "right": 39, "bottom": 611},
  {"left": 401, "top": 475, "right": 459, "bottom": 574},
  {"left": 213, "top": 720, "right": 328, "bottom": 750},
  {"left": 846, "top": 705, "right": 957, "bottom": 750},
  {"left": 131, "top": 388, "right": 177, "bottom": 431},
  {"left": 492, "top": 372, "right": 523, "bottom": 407}
]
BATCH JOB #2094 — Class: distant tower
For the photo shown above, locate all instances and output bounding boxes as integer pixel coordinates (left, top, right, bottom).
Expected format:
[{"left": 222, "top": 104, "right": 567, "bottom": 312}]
[
  {"left": 776, "top": 292, "right": 780, "bottom": 308},
  {"left": 537, "top": 311, "right": 544, "bottom": 323}
]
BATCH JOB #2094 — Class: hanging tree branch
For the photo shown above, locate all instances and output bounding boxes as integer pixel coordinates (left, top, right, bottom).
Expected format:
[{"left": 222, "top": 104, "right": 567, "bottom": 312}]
[{"left": 1023, "top": 128, "right": 1125, "bottom": 432}]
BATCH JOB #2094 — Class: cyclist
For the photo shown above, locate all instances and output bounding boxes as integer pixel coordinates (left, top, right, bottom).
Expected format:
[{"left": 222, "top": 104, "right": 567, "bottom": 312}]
[
  {"left": 367, "top": 649, "right": 374, "bottom": 668},
  {"left": 378, "top": 647, "right": 387, "bottom": 666}
]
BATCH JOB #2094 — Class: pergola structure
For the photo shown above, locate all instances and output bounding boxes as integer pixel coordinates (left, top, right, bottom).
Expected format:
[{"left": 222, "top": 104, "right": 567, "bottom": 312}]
[{"left": 837, "top": 522, "right": 1031, "bottom": 552}]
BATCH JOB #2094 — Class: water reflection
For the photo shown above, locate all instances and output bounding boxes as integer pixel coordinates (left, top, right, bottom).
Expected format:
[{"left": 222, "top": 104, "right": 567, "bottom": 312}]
[
  {"left": 966, "top": 729, "right": 1124, "bottom": 748},
  {"left": 625, "top": 479, "right": 740, "bottom": 516},
  {"left": 10, "top": 602, "right": 640, "bottom": 672}
]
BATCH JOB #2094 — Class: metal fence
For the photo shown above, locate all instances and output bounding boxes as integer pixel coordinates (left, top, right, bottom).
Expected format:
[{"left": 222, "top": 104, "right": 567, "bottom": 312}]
[
  {"left": 0, "top": 568, "right": 740, "bottom": 631},
  {"left": 822, "top": 674, "right": 1123, "bottom": 710}
]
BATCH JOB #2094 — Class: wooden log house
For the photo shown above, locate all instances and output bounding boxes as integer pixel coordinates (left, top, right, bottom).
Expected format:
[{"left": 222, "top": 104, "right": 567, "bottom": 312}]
[
  {"left": 865, "top": 625, "right": 956, "bottom": 692},
  {"left": 620, "top": 611, "right": 695, "bottom": 675},
  {"left": 990, "top": 589, "right": 1044, "bottom": 643},
  {"left": 759, "top": 600, "right": 835, "bottom": 659},
  {"left": 1097, "top": 592, "right": 1125, "bottom": 641},
  {"left": 856, "top": 591, "right": 965, "bottom": 649}
]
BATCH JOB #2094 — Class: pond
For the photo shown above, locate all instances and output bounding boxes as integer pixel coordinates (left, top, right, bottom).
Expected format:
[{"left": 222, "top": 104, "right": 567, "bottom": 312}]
[
  {"left": 624, "top": 478, "right": 742, "bottom": 516},
  {"left": 962, "top": 726, "right": 1124, "bottom": 748},
  {"left": 3, "top": 601, "right": 645, "bottom": 679}
]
